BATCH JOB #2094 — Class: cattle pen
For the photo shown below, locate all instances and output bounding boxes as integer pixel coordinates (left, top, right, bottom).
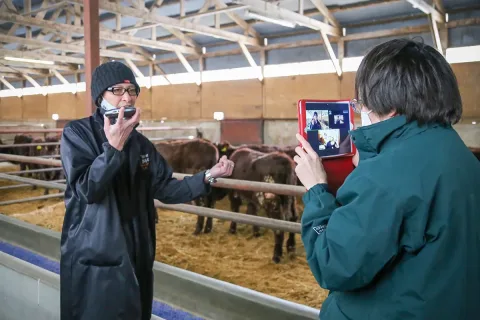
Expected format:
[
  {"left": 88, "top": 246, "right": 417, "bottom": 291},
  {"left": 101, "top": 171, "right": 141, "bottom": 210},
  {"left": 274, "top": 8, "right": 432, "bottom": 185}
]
[{"left": 0, "top": 140, "right": 323, "bottom": 320}]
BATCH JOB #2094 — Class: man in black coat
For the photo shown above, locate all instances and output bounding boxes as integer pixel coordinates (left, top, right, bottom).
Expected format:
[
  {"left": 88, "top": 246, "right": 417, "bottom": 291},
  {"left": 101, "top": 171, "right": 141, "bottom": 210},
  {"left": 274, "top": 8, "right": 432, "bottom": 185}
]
[{"left": 59, "top": 61, "right": 234, "bottom": 320}]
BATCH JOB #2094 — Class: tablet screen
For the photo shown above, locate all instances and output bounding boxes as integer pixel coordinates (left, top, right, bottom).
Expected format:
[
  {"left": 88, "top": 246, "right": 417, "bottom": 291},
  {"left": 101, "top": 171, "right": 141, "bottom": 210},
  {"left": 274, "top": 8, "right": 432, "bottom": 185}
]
[{"left": 304, "top": 101, "right": 353, "bottom": 158}]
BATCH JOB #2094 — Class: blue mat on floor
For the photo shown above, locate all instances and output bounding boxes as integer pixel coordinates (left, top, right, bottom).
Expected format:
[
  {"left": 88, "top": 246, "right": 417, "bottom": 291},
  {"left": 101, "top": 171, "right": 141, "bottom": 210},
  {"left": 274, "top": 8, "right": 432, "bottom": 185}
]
[{"left": 0, "top": 240, "right": 203, "bottom": 320}]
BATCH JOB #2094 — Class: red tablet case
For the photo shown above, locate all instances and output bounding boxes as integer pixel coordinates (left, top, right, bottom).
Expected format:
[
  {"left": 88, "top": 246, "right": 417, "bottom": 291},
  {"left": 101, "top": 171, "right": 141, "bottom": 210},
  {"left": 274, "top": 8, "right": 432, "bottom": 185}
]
[{"left": 297, "top": 99, "right": 356, "bottom": 195}]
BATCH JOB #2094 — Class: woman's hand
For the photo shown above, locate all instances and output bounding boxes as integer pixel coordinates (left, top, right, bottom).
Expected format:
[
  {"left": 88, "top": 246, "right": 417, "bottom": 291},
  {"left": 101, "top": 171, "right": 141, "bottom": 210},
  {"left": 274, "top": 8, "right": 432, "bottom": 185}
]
[{"left": 293, "top": 134, "right": 328, "bottom": 190}]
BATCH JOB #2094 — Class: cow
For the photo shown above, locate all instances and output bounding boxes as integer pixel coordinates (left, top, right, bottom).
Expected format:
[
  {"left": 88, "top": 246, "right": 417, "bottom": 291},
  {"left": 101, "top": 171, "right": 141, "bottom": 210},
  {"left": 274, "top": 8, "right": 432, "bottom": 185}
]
[
  {"left": 12, "top": 134, "right": 35, "bottom": 176},
  {"left": 153, "top": 138, "right": 228, "bottom": 234},
  {"left": 36, "top": 135, "right": 63, "bottom": 195},
  {"left": 226, "top": 147, "right": 298, "bottom": 264},
  {"left": 469, "top": 147, "right": 480, "bottom": 161},
  {"left": 216, "top": 141, "right": 300, "bottom": 184}
]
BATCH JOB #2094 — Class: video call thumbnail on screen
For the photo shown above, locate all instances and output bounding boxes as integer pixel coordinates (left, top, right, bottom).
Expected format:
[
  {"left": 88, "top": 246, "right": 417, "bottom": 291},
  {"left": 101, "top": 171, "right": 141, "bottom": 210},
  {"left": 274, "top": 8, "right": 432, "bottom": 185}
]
[{"left": 304, "top": 102, "right": 352, "bottom": 157}]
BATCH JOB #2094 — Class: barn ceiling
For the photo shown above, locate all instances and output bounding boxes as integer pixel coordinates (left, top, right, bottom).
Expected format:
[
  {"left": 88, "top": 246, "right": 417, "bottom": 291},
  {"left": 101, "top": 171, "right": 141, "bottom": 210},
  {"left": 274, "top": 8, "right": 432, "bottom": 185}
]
[{"left": 0, "top": 0, "right": 479, "bottom": 87}]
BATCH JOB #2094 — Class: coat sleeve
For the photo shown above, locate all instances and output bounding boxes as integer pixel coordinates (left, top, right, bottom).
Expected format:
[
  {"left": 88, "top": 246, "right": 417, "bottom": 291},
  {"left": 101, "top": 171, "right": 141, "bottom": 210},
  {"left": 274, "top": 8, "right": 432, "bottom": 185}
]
[
  {"left": 60, "top": 126, "right": 126, "bottom": 204},
  {"left": 150, "top": 147, "right": 211, "bottom": 204},
  {"left": 301, "top": 176, "right": 409, "bottom": 292}
]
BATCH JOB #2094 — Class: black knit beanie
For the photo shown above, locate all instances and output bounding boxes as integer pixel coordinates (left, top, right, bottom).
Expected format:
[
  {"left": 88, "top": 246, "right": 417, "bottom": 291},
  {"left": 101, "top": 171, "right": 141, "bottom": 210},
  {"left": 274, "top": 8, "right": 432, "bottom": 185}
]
[{"left": 91, "top": 61, "right": 140, "bottom": 107}]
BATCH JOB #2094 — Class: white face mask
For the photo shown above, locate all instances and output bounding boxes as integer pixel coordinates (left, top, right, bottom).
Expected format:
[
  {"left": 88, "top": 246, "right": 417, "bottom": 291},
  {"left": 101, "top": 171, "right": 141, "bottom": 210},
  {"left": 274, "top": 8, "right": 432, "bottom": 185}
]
[
  {"left": 361, "top": 110, "right": 372, "bottom": 126},
  {"left": 100, "top": 98, "right": 117, "bottom": 111}
]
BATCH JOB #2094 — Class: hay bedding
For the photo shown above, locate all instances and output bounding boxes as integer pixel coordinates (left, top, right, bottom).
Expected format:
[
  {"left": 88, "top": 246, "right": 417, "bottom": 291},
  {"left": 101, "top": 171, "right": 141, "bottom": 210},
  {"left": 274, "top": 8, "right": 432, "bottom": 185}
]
[{"left": 0, "top": 164, "right": 328, "bottom": 309}]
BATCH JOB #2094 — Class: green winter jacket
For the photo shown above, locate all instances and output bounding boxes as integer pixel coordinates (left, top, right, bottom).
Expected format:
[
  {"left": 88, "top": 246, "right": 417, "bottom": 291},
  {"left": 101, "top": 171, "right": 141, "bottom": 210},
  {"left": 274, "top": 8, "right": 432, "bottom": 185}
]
[{"left": 301, "top": 115, "right": 480, "bottom": 320}]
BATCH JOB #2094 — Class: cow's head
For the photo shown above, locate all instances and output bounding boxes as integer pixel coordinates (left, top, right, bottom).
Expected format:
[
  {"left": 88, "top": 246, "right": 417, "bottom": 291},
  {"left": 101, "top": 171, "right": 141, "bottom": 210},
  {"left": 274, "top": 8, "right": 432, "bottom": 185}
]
[{"left": 215, "top": 141, "right": 235, "bottom": 159}]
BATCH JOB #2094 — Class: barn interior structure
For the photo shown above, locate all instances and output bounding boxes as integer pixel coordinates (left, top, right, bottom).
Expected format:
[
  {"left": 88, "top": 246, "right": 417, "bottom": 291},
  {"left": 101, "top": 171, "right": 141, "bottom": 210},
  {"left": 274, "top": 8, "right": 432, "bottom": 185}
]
[{"left": 0, "top": 0, "right": 479, "bottom": 319}]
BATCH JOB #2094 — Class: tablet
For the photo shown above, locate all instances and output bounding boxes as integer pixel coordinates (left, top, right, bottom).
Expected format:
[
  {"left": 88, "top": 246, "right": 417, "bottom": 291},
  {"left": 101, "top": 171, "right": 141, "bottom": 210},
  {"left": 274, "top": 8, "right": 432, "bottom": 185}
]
[{"left": 297, "top": 99, "right": 356, "bottom": 159}]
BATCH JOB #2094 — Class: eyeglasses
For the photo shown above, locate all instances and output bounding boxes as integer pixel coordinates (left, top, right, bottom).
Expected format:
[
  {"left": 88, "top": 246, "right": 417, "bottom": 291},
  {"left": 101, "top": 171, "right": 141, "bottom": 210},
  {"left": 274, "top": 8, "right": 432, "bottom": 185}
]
[
  {"left": 106, "top": 87, "right": 138, "bottom": 96},
  {"left": 349, "top": 98, "right": 365, "bottom": 114}
]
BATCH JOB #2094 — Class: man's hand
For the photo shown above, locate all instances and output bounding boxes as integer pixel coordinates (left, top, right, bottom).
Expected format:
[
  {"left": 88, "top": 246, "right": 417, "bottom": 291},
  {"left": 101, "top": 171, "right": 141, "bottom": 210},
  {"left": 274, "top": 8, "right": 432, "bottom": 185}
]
[
  {"left": 293, "top": 133, "right": 327, "bottom": 190},
  {"left": 207, "top": 156, "right": 234, "bottom": 181},
  {"left": 104, "top": 107, "right": 141, "bottom": 151}
]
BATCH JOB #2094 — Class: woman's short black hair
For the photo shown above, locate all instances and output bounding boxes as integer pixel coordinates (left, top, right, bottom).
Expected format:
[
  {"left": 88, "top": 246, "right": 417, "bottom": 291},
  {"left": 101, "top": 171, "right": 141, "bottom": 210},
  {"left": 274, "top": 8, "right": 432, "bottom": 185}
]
[{"left": 355, "top": 38, "right": 462, "bottom": 126}]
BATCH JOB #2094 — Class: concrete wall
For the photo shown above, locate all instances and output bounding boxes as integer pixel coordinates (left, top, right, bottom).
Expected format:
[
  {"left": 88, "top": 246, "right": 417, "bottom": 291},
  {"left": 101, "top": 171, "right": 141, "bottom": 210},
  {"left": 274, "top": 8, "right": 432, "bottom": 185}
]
[{"left": 0, "top": 252, "right": 60, "bottom": 320}]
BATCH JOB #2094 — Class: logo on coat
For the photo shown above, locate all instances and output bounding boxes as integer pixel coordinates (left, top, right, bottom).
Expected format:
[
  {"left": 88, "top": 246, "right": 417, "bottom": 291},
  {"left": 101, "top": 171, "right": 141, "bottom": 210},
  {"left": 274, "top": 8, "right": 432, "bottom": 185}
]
[
  {"left": 313, "top": 224, "right": 326, "bottom": 235},
  {"left": 140, "top": 154, "right": 150, "bottom": 170}
]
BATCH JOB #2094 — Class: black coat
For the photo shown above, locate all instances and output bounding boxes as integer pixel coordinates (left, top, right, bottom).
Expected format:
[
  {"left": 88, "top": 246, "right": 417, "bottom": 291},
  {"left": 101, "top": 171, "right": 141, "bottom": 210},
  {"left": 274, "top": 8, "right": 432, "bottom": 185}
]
[{"left": 59, "top": 109, "right": 210, "bottom": 320}]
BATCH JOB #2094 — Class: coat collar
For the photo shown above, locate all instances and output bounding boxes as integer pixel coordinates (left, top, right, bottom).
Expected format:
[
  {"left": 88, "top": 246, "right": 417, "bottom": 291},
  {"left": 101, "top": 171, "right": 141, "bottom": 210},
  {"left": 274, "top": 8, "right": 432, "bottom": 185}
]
[{"left": 349, "top": 115, "right": 444, "bottom": 161}]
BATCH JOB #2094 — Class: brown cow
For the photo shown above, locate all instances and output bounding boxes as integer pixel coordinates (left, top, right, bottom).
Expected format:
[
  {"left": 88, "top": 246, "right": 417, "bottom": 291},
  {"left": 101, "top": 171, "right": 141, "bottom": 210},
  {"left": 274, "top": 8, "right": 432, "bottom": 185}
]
[
  {"left": 216, "top": 141, "right": 300, "bottom": 184},
  {"left": 226, "top": 147, "right": 298, "bottom": 263},
  {"left": 36, "top": 135, "right": 63, "bottom": 195},
  {"left": 153, "top": 138, "right": 228, "bottom": 234},
  {"left": 469, "top": 147, "right": 480, "bottom": 161},
  {"left": 12, "top": 134, "right": 34, "bottom": 176}
]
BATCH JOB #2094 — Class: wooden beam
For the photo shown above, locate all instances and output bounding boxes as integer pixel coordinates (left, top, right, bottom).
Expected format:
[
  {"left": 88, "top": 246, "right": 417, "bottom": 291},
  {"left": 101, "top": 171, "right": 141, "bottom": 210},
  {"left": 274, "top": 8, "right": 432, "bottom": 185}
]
[
  {"left": 50, "top": 69, "right": 70, "bottom": 84},
  {"left": 127, "top": 0, "right": 200, "bottom": 50},
  {"left": 4, "top": 16, "right": 478, "bottom": 82},
  {"left": 428, "top": 15, "right": 443, "bottom": 54},
  {"left": 66, "top": 0, "right": 261, "bottom": 46},
  {"left": 21, "top": 1, "right": 67, "bottom": 16},
  {"left": 192, "top": 0, "right": 212, "bottom": 24},
  {"left": 175, "top": 51, "right": 195, "bottom": 73},
  {"left": 23, "top": 74, "right": 42, "bottom": 88},
  {"left": 432, "top": 0, "right": 445, "bottom": 14},
  {"left": 0, "top": 77, "right": 17, "bottom": 89},
  {"left": 125, "top": 59, "right": 144, "bottom": 77},
  {"left": 0, "top": 35, "right": 148, "bottom": 61},
  {"left": 320, "top": 31, "right": 342, "bottom": 77},
  {"left": 213, "top": 0, "right": 260, "bottom": 40},
  {"left": 84, "top": 0, "right": 100, "bottom": 115},
  {"left": 0, "top": 72, "right": 21, "bottom": 78},
  {"left": 2, "top": 0, "right": 17, "bottom": 12},
  {"left": 309, "top": 0, "right": 339, "bottom": 27},
  {"left": 405, "top": 0, "right": 444, "bottom": 23},
  {"left": 239, "top": 43, "right": 262, "bottom": 81},
  {"left": 0, "top": 66, "right": 48, "bottom": 75},
  {"left": 0, "top": 49, "right": 84, "bottom": 65},
  {"left": 0, "top": 59, "right": 74, "bottom": 71},
  {"left": 0, "top": 12, "right": 198, "bottom": 55},
  {"left": 234, "top": 0, "right": 341, "bottom": 37}
]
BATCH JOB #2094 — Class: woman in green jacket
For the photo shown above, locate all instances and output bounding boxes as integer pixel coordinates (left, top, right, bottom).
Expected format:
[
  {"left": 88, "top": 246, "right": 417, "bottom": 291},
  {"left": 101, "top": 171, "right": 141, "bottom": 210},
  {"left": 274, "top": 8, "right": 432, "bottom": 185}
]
[{"left": 294, "top": 38, "right": 480, "bottom": 320}]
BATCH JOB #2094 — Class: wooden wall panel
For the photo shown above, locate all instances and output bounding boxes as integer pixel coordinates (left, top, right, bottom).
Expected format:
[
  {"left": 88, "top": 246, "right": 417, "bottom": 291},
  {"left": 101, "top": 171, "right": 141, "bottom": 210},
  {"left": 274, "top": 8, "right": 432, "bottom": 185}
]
[
  {"left": 2, "top": 61, "right": 479, "bottom": 123},
  {"left": 136, "top": 87, "right": 152, "bottom": 120},
  {"left": 75, "top": 92, "right": 87, "bottom": 119},
  {"left": 202, "top": 80, "right": 263, "bottom": 119},
  {"left": 339, "top": 72, "right": 356, "bottom": 99},
  {"left": 264, "top": 73, "right": 341, "bottom": 119},
  {"left": 151, "top": 84, "right": 201, "bottom": 120},
  {"left": 22, "top": 95, "right": 47, "bottom": 120},
  {"left": 0, "top": 97, "right": 23, "bottom": 120},
  {"left": 47, "top": 93, "right": 78, "bottom": 120},
  {"left": 452, "top": 62, "right": 480, "bottom": 120}
]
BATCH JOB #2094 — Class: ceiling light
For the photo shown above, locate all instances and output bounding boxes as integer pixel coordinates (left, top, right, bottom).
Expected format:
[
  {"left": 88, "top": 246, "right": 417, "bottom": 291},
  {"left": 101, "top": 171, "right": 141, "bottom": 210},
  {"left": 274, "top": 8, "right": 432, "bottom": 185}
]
[
  {"left": 245, "top": 10, "right": 296, "bottom": 28},
  {"left": 4, "top": 56, "right": 54, "bottom": 65}
]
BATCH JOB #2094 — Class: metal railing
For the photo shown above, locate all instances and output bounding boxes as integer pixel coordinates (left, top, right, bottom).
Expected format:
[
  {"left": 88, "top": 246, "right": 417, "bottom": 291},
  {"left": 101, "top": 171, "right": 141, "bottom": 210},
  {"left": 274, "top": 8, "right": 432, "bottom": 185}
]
[
  {"left": 0, "top": 153, "right": 307, "bottom": 197},
  {"left": 0, "top": 126, "right": 200, "bottom": 134},
  {"left": 0, "top": 136, "right": 197, "bottom": 149},
  {"left": 0, "top": 171, "right": 303, "bottom": 234}
]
